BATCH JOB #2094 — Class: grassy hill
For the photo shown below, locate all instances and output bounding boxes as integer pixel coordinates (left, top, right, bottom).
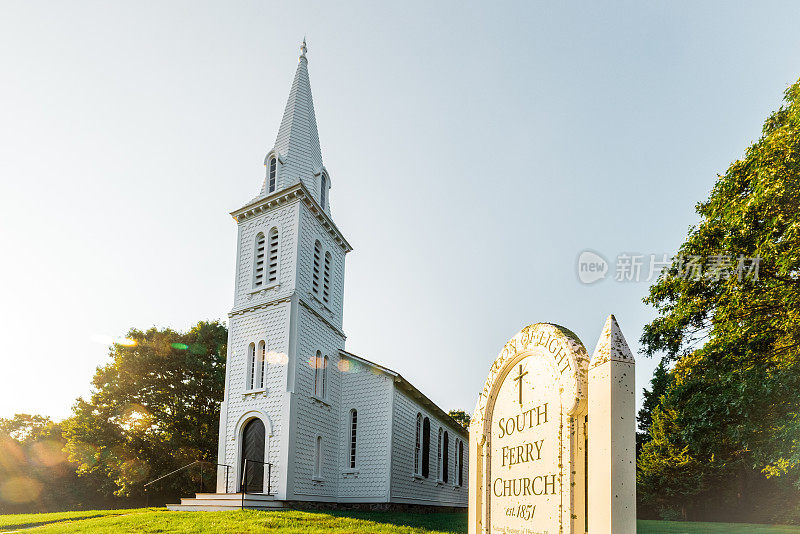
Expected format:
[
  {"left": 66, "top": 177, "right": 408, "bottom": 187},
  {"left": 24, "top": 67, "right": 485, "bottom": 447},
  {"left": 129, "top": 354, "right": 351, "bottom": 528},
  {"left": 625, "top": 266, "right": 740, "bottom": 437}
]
[{"left": 1, "top": 509, "right": 799, "bottom": 533}]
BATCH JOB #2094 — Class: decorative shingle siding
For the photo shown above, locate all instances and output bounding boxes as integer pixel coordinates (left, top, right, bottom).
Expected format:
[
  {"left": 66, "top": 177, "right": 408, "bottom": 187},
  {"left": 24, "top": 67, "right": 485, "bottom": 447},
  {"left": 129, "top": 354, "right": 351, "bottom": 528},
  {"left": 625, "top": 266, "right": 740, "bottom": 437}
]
[
  {"left": 219, "top": 302, "right": 290, "bottom": 493},
  {"left": 390, "top": 389, "right": 468, "bottom": 506},
  {"left": 296, "top": 204, "right": 345, "bottom": 330},
  {"left": 233, "top": 201, "right": 300, "bottom": 308},
  {"left": 338, "top": 359, "right": 393, "bottom": 501},
  {"left": 291, "top": 305, "right": 345, "bottom": 500}
]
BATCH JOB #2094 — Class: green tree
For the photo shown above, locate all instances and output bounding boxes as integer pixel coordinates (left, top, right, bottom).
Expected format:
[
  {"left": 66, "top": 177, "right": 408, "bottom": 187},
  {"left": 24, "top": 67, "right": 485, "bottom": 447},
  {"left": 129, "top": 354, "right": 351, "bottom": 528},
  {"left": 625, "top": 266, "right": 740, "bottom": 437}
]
[
  {"left": 448, "top": 410, "right": 471, "bottom": 430},
  {"left": 62, "top": 320, "right": 227, "bottom": 498},
  {"left": 639, "top": 78, "right": 800, "bottom": 522},
  {"left": 0, "top": 415, "right": 99, "bottom": 513}
]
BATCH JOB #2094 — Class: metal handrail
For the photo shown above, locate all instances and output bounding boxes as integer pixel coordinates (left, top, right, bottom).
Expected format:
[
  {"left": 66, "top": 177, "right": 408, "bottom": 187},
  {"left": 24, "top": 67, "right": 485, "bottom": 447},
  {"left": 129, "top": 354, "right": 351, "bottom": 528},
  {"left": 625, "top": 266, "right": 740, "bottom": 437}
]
[
  {"left": 240, "top": 459, "right": 273, "bottom": 510},
  {"left": 143, "top": 460, "right": 231, "bottom": 506}
]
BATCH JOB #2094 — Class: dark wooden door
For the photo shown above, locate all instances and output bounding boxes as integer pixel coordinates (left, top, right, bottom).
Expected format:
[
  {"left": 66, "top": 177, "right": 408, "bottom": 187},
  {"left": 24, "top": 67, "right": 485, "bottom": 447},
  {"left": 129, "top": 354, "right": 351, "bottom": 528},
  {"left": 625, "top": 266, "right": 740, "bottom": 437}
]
[{"left": 241, "top": 418, "right": 265, "bottom": 493}]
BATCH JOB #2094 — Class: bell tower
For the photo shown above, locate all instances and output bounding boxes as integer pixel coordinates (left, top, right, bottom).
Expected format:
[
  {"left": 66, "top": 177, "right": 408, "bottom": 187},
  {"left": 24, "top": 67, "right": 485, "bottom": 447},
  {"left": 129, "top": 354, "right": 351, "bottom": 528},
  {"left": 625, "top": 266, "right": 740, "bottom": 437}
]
[{"left": 216, "top": 40, "right": 352, "bottom": 500}]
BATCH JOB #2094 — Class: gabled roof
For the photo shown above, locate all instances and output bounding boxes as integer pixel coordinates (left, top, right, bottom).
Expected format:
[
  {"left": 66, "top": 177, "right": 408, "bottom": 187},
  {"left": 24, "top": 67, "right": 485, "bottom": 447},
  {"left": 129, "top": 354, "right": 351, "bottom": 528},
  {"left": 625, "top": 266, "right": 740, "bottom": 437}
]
[{"left": 339, "top": 350, "right": 469, "bottom": 439}]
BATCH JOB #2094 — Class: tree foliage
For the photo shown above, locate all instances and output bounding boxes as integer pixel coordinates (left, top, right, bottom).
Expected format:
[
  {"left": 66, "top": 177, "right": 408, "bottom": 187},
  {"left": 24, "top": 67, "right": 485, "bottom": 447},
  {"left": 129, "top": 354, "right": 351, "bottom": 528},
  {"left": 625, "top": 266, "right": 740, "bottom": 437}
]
[
  {"left": 448, "top": 410, "right": 471, "bottom": 430},
  {"left": 638, "top": 78, "right": 800, "bottom": 523},
  {"left": 0, "top": 415, "right": 99, "bottom": 513},
  {"left": 62, "top": 321, "right": 227, "bottom": 498}
]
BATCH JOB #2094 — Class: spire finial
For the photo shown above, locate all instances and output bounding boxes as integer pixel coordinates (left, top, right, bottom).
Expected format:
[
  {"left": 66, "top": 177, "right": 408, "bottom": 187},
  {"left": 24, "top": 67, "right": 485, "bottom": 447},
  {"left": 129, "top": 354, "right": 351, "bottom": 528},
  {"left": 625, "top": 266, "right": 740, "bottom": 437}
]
[{"left": 300, "top": 37, "right": 307, "bottom": 60}]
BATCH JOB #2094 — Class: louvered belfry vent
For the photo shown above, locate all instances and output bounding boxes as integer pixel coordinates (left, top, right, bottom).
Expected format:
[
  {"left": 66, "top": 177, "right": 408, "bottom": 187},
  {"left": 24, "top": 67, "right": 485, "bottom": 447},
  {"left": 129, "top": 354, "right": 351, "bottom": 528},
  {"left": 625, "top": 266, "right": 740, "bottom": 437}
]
[
  {"left": 323, "top": 252, "right": 331, "bottom": 303},
  {"left": 313, "top": 240, "right": 322, "bottom": 294},
  {"left": 254, "top": 232, "right": 266, "bottom": 287},
  {"left": 268, "top": 229, "right": 279, "bottom": 283}
]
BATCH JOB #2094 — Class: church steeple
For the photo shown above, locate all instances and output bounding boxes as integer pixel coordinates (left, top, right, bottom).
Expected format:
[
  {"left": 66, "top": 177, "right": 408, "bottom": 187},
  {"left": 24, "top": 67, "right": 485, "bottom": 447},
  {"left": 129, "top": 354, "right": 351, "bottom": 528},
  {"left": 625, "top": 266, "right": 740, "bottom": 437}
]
[{"left": 260, "top": 39, "right": 327, "bottom": 209}]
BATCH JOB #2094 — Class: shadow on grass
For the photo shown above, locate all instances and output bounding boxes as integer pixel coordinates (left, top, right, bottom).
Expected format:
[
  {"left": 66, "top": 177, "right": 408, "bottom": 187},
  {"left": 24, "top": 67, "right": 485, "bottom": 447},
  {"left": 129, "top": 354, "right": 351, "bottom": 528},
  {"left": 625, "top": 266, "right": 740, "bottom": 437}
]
[{"left": 321, "top": 510, "right": 467, "bottom": 534}]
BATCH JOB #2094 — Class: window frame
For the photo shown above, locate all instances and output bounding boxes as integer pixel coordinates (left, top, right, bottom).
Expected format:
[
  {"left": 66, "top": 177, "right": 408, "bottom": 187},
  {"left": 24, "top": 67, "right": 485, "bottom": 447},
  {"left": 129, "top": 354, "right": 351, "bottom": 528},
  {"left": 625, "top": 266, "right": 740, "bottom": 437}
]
[
  {"left": 268, "top": 156, "right": 277, "bottom": 193},
  {"left": 257, "top": 340, "right": 266, "bottom": 389},
  {"left": 320, "top": 173, "right": 327, "bottom": 210},
  {"left": 421, "top": 417, "right": 430, "bottom": 478},
  {"left": 414, "top": 413, "right": 422, "bottom": 476},
  {"left": 348, "top": 409, "right": 358, "bottom": 470},
  {"left": 314, "top": 435, "right": 324, "bottom": 480}
]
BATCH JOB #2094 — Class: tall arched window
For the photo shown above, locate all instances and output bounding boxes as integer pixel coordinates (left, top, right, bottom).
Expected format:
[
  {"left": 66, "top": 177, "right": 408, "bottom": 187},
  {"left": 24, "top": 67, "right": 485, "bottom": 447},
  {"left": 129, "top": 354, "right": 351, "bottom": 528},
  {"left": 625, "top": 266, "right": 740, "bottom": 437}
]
[
  {"left": 313, "top": 350, "right": 323, "bottom": 398},
  {"left": 320, "top": 174, "right": 326, "bottom": 209},
  {"left": 422, "top": 417, "right": 430, "bottom": 478},
  {"left": 314, "top": 436, "right": 323, "bottom": 478},
  {"left": 323, "top": 252, "right": 331, "bottom": 304},
  {"left": 349, "top": 409, "right": 357, "bottom": 469},
  {"left": 268, "top": 157, "right": 277, "bottom": 193},
  {"left": 414, "top": 414, "right": 422, "bottom": 475},
  {"left": 437, "top": 428, "right": 443, "bottom": 480},
  {"left": 312, "top": 241, "right": 321, "bottom": 294},
  {"left": 253, "top": 232, "right": 266, "bottom": 288},
  {"left": 268, "top": 228, "right": 279, "bottom": 283},
  {"left": 257, "top": 340, "right": 266, "bottom": 389},
  {"left": 443, "top": 431, "right": 450, "bottom": 483},
  {"left": 247, "top": 342, "right": 256, "bottom": 390},
  {"left": 457, "top": 439, "right": 464, "bottom": 487},
  {"left": 322, "top": 355, "right": 329, "bottom": 399}
]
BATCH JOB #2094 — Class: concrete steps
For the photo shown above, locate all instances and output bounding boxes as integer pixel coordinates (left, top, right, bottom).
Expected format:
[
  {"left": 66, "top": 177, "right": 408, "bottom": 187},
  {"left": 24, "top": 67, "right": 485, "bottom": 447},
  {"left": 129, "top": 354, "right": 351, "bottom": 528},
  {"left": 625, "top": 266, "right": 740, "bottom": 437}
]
[{"left": 166, "top": 493, "right": 283, "bottom": 511}]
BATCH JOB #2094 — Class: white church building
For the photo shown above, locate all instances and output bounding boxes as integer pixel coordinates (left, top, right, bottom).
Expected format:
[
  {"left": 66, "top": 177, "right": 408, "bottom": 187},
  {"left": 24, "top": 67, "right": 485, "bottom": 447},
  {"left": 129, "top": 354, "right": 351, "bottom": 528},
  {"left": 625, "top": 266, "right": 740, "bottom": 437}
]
[{"left": 176, "top": 42, "right": 468, "bottom": 510}]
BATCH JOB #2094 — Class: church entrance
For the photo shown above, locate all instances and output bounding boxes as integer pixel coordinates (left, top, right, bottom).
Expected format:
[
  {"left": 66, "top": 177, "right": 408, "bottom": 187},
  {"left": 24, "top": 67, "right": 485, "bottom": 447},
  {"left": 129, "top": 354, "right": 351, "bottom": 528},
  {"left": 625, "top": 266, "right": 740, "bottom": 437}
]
[{"left": 240, "top": 418, "right": 265, "bottom": 493}]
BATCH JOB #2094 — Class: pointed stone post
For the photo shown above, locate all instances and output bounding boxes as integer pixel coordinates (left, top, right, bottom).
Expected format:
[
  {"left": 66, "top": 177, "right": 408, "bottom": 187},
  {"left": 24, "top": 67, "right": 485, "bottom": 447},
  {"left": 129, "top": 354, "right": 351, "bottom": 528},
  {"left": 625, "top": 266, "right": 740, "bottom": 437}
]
[{"left": 588, "top": 315, "right": 636, "bottom": 533}]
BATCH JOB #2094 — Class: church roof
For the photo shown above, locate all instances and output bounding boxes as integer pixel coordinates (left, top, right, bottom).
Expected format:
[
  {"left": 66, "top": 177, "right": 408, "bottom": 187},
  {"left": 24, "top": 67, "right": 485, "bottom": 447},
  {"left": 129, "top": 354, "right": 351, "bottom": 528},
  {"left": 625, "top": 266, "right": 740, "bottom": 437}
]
[
  {"left": 260, "top": 39, "right": 323, "bottom": 198},
  {"left": 339, "top": 350, "right": 469, "bottom": 438}
]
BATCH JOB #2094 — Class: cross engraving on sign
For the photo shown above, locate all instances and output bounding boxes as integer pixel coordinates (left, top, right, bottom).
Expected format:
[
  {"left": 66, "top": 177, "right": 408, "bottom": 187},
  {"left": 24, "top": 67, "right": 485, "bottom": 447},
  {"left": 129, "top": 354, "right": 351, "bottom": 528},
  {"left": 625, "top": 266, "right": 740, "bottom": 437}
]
[{"left": 513, "top": 364, "right": 528, "bottom": 405}]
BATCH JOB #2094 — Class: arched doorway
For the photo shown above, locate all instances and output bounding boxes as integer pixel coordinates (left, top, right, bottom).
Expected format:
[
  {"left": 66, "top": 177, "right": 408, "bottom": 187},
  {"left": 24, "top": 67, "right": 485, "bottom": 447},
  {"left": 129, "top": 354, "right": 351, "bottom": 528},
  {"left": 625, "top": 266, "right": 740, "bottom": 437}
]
[{"left": 240, "top": 418, "right": 265, "bottom": 493}]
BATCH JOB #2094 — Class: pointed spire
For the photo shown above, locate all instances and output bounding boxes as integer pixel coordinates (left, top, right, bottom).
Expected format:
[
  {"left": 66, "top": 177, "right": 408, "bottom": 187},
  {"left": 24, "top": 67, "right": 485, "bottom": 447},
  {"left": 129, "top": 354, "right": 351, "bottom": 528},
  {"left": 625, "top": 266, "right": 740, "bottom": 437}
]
[
  {"left": 259, "top": 39, "right": 323, "bottom": 199},
  {"left": 589, "top": 314, "right": 635, "bottom": 369}
]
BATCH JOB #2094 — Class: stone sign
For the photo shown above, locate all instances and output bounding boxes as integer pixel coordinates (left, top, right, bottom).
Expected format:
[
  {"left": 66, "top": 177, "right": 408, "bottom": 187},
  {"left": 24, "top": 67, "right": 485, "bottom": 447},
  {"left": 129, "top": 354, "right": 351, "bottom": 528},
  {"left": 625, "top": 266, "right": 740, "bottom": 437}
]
[{"left": 469, "top": 317, "right": 636, "bottom": 534}]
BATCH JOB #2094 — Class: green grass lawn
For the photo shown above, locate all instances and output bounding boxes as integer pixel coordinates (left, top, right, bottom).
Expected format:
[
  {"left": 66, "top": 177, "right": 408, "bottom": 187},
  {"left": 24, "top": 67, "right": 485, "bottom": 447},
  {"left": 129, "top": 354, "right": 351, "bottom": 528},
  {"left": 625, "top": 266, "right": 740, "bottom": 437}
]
[{"left": 1, "top": 509, "right": 799, "bottom": 533}]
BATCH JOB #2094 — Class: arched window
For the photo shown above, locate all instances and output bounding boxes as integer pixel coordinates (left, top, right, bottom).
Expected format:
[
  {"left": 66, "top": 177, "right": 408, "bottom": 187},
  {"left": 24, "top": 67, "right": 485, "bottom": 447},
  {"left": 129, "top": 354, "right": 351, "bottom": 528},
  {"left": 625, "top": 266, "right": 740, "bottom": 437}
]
[
  {"left": 312, "top": 241, "right": 322, "bottom": 295},
  {"left": 443, "top": 431, "right": 449, "bottom": 483},
  {"left": 414, "top": 413, "right": 422, "bottom": 475},
  {"left": 257, "top": 340, "right": 266, "bottom": 389},
  {"left": 268, "top": 228, "right": 279, "bottom": 283},
  {"left": 253, "top": 232, "right": 266, "bottom": 288},
  {"left": 247, "top": 342, "right": 256, "bottom": 390},
  {"left": 313, "top": 350, "right": 323, "bottom": 398},
  {"left": 320, "top": 174, "right": 326, "bottom": 209},
  {"left": 323, "top": 252, "right": 331, "bottom": 304},
  {"left": 457, "top": 439, "right": 464, "bottom": 487},
  {"left": 422, "top": 417, "right": 430, "bottom": 478},
  {"left": 349, "top": 409, "right": 357, "bottom": 469},
  {"left": 268, "top": 157, "right": 277, "bottom": 193},
  {"left": 314, "top": 436, "right": 323, "bottom": 478},
  {"left": 437, "top": 428, "right": 443, "bottom": 480},
  {"left": 322, "top": 355, "right": 329, "bottom": 399}
]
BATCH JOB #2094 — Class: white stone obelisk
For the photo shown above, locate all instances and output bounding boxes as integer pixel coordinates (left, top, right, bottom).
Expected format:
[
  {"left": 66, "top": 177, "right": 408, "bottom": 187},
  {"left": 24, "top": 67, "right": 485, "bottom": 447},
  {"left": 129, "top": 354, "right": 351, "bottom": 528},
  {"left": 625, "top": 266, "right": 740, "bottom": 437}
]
[{"left": 588, "top": 314, "right": 636, "bottom": 533}]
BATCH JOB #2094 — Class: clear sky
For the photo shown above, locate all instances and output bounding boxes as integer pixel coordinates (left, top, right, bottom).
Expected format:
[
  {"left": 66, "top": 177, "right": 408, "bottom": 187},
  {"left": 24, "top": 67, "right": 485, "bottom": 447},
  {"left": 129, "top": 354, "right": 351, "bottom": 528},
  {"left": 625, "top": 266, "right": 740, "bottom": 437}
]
[{"left": 1, "top": 1, "right": 799, "bottom": 421}]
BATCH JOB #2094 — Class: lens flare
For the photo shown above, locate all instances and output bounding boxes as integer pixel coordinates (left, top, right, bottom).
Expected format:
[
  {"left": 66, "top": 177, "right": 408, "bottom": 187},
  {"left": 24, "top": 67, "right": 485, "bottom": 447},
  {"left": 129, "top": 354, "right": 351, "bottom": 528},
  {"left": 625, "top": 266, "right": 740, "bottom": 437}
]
[
  {"left": 308, "top": 356, "right": 325, "bottom": 369},
  {"left": 0, "top": 476, "right": 42, "bottom": 504},
  {"left": 267, "top": 352, "right": 288, "bottom": 365},
  {"left": 91, "top": 335, "right": 137, "bottom": 347},
  {"left": 337, "top": 359, "right": 352, "bottom": 372},
  {"left": 171, "top": 343, "right": 188, "bottom": 350},
  {"left": 0, "top": 437, "right": 25, "bottom": 471},
  {"left": 31, "top": 440, "right": 67, "bottom": 467}
]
